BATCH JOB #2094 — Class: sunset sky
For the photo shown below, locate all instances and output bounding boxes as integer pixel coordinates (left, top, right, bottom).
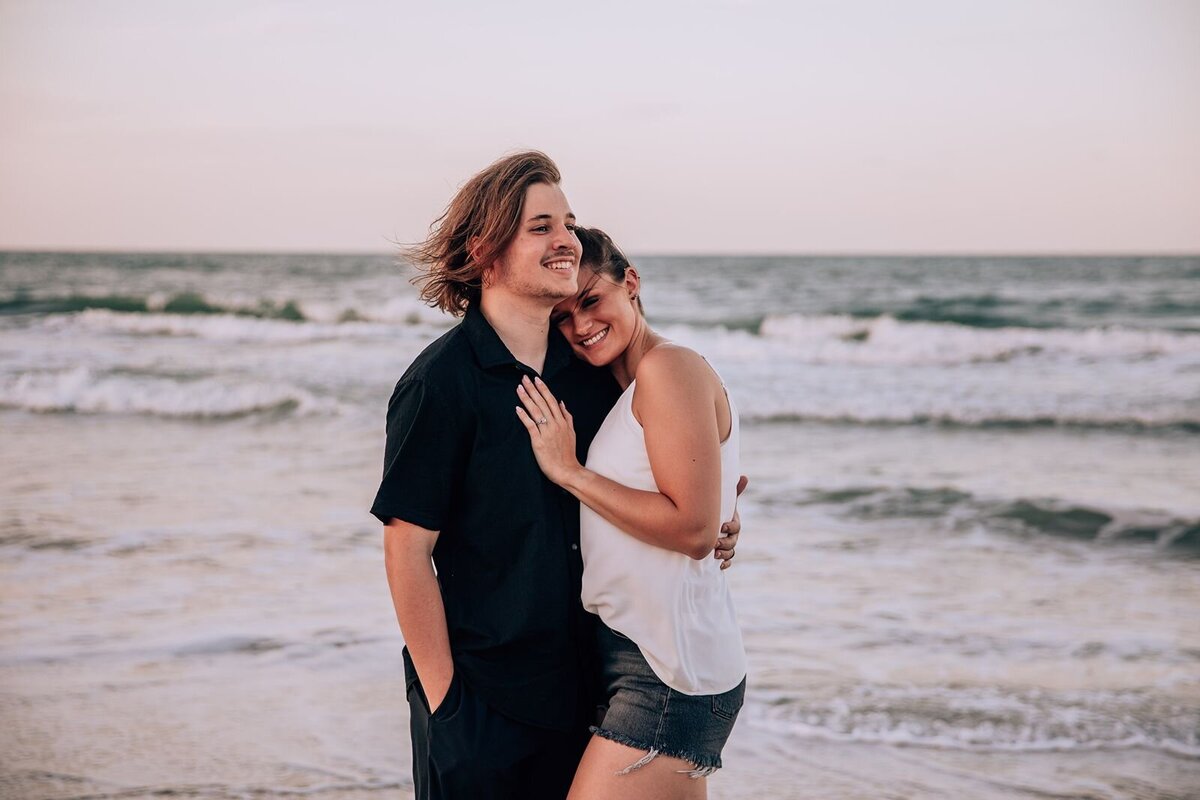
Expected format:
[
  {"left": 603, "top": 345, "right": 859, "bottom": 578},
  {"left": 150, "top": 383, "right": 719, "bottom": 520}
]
[{"left": 1, "top": 0, "right": 1197, "bottom": 254}]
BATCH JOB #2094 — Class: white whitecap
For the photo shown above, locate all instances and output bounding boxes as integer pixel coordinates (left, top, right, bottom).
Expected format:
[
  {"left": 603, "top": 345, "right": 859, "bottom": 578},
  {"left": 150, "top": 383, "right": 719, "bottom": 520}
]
[
  {"left": 754, "top": 313, "right": 1200, "bottom": 366},
  {"left": 0, "top": 367, "right": 339, "bottom": 419}
]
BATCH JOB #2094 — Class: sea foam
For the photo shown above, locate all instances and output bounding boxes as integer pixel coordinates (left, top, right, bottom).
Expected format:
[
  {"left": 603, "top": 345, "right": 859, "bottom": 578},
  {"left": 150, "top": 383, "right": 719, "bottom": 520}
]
[
  {"left": 0, "top": 367, "right": 339, "bottom": 418},
  {"left": 755, "top": 313, "right": 1200, "bottom": 366},
  {"left": 751, "top": 685, "right": 1200, "bottom": 756},
  {"left": 53, "top": 310, "right": 398, "bottom": 343}
]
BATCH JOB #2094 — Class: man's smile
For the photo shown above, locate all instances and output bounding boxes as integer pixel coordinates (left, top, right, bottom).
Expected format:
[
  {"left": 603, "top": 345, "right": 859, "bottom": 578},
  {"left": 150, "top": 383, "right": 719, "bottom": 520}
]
[{"left": 543, "top": 256, "right": 575, "bottom": 270}]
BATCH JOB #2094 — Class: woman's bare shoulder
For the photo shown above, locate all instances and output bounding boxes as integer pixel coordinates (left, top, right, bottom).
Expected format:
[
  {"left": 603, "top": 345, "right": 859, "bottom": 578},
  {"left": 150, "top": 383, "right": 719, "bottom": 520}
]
[{"left": 636, "top": 344, "right": 716, "bottom": 391}]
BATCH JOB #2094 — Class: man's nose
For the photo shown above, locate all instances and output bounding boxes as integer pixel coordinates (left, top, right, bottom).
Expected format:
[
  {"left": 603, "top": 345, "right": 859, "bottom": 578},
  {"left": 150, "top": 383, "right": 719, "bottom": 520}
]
[{"left": 550, "top": 223, "right": 576, "bottom": 253}]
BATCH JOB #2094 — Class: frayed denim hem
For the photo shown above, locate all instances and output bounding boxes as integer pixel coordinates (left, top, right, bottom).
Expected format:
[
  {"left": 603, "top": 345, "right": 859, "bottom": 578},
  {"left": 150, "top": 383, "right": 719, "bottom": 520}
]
[{"left": 588, "top": 725, "right": 722, "bottom": 779}]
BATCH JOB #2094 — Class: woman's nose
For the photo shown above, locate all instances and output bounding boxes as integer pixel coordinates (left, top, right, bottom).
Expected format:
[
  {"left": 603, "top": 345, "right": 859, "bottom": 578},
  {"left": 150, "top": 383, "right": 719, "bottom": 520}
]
[{"left": 565, "top": 313, "right": 588, "bottom": 336}]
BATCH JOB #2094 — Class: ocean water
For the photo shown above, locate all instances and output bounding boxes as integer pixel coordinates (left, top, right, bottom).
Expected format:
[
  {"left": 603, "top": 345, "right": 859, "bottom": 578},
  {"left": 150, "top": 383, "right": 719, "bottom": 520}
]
[{"left": 1, "top": 252, "right": 1198, "bottom": 799}]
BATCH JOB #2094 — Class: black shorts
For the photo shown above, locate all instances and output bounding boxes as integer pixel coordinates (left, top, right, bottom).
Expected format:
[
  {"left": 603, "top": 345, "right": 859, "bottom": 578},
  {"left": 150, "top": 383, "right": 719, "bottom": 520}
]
[
  {"left": 591, "top": 622, "right": 746, "bottom": 777},
  {"left": 402, "top": 648, "right": 589, "bottom": 800}
]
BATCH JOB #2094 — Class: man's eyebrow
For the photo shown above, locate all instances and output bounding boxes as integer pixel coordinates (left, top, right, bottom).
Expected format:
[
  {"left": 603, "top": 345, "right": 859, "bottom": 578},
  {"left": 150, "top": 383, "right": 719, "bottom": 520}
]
[{"left": 524, "top": 212, "right": 577, "bottom": 223}]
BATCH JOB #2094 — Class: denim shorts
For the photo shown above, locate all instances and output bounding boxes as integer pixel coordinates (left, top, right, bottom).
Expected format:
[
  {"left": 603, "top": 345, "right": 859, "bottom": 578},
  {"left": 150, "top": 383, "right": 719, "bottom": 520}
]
[{"left": 591, "top": 621, "right": 746, "bottom": 777}]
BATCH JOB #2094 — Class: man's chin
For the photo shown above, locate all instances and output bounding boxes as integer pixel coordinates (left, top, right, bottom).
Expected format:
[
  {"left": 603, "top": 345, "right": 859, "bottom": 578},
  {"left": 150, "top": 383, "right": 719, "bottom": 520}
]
[
  {"left": 540, "top": 284, "right": 578, "bottom": 303},
  {"left": 552, "top": 278, "right": 579, "bottom": 298}
]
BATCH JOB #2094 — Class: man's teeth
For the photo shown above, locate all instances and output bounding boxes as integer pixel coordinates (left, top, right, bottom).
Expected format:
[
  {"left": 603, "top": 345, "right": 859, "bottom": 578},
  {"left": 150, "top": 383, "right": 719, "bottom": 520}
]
[
  {"left": 545, "top": 260, "right": 573, "bottom": 270},
  {"left": 582, "top": 328, "right": 608, "bottom": 347}
]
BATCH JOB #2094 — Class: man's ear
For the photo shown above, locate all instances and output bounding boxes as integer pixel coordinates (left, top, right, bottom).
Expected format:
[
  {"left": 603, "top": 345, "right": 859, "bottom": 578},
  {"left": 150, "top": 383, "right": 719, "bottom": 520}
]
[{"left": 470, "top": 236, "right": 498, "bottom": 287}]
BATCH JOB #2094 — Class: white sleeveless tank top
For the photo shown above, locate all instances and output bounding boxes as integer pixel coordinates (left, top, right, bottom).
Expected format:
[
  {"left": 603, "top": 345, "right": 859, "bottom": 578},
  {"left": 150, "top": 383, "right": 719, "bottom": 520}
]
[{"left": 580, "top": 366, "right": 746, "bottom": 695}]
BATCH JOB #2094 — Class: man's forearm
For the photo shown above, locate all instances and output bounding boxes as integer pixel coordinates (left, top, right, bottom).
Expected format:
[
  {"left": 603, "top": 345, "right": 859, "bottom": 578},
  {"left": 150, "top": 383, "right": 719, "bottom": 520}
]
[{"left": 383, "top": 529, "right": 454, "bottom": 711}]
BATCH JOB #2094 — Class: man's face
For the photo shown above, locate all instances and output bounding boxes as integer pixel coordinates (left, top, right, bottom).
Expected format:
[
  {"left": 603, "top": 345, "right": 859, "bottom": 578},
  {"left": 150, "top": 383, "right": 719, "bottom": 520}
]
[{"left": 488, "top": 182, "right": 580, "bottom": 303}]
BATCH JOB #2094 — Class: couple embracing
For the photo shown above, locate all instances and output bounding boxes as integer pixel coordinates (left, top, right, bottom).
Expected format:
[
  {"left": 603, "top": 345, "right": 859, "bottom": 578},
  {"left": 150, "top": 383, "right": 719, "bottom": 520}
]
[{"left": 372, "top": 151, "right": 747, "bottom": 800}]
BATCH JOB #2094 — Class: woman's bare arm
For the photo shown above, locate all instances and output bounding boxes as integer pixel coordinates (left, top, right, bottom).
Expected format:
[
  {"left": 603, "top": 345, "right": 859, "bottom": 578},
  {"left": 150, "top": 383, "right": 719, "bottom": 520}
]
[{"left": 516, "top": 347, "right": 726, "bottom": 559}]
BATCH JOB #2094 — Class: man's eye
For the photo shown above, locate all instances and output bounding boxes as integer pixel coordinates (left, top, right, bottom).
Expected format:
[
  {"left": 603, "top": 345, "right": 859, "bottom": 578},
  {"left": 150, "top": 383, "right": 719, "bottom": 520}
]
[{"left": 532, "top": 225, "right": 549, "bottom": 233}]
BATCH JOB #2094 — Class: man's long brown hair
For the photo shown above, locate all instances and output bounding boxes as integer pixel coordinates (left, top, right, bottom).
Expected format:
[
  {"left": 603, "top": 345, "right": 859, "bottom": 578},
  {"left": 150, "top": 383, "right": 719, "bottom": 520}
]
[{"left": 407, "top": 151, "right": 562, "bottom": 315}]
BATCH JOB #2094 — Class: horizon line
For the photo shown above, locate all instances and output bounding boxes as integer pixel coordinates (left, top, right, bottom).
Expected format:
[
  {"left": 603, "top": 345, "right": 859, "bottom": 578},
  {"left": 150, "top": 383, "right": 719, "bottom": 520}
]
[{"left": 3, "top": 247, "right": 1198, "bottom": 259}]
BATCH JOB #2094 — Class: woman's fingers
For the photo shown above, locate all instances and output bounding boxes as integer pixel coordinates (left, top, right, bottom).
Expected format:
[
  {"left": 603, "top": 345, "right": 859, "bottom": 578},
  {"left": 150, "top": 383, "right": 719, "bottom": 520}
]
[
  {"left": 518, "top": 377, "right": 553, "bottom": 423},
  {"left": 514, "top": 406, "right": 540, "bottom": 437},
  {"left": 531, "top": 377, "right": 564, "bottom": 423},
  {"left": 516, "top": 386, "right": 539, "bottom": 418},
  {"left": 517, "top": 381, "right": 551, "bottom": 424},
  {"left": 518, "top": 377, "right": 574, "bottom": 436}
]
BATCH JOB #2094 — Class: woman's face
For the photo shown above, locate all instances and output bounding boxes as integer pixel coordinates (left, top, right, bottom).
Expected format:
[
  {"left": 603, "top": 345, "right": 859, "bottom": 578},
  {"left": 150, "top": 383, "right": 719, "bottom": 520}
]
[{"left": 550, "top": 267, "right": 641, "bottom": 367}]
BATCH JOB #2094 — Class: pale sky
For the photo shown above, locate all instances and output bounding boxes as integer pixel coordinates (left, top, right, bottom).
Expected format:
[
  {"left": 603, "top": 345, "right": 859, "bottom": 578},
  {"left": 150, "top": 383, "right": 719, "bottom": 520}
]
[{"left": 1, "top": 0, "right": 1197, "bottom": 254}]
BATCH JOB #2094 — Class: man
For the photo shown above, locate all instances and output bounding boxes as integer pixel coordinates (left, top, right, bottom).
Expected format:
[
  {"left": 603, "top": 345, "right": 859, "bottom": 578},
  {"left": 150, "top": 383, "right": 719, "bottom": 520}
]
[{"left": 371, "top": 151, "right": 739, "bottom": 799}]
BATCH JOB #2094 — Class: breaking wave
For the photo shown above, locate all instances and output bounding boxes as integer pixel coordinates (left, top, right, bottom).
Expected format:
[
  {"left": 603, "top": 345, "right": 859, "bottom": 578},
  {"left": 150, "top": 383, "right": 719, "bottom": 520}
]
[
  {"left": 739, "top": 411, "right": 1200, "bottom": 433},
  {"left": 1, "top": 291, "right": 307, "bottom": 320},
  {"left": 53, "top": 309, "right": 398, "bottom": 344},
  {"left": 3, "top": 290, "right": 449, "bottom": 330},
  {"left": 771, "top": 485, "right": 1200, "bottom": 552},
  {"left": 753, "top": 313, "right": 1200, "bottom": 366},
  {"left": 752, "top": 684, "right": 1200, "bottom": 756},
  {"left": 0, "top": 367, "right": 339, "bottom": 419},
  {"left": 8, "top": 292, "right": 1198, "bottom": 364},
  {"left": 846, "top": 292, "right": 1200, "bottom": 330}
]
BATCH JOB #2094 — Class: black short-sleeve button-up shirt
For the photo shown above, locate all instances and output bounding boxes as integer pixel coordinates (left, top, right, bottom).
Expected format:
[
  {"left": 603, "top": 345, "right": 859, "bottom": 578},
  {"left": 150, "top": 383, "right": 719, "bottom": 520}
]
[{"left": 371, "top": 303, "right": 620, "bottom": 731}]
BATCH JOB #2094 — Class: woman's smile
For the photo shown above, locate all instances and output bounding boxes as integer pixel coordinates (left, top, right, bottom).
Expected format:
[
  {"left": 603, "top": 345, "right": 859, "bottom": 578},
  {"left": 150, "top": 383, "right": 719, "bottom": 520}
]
[{"left": 580, "top": 327, "right": 610, "bottom": 348}]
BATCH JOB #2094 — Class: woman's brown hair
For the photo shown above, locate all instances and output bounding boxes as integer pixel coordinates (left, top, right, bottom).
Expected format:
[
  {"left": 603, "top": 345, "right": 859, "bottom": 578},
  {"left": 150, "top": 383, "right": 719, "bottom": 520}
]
[
  {"left": 576, "top": 226, "right": 644, "bottom": 314},
  {"left": 407, "top": 151, "right": 562, "bottom": 315}
]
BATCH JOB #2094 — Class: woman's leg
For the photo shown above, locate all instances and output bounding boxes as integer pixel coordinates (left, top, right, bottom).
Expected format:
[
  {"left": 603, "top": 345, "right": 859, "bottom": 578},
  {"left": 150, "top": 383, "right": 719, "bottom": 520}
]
[{"left": 567, "top": 734, "right": 707, "bottom": 800}]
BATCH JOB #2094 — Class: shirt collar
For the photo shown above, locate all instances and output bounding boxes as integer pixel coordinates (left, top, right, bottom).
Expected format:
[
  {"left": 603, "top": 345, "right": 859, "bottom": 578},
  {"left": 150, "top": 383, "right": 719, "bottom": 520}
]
[{"left": 462, "top": 303, "right": 572, "bottom": 377}]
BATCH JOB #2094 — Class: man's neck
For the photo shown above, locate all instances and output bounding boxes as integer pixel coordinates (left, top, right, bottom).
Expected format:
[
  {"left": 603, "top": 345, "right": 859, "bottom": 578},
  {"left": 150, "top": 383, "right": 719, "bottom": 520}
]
[{"left": 478, "top": 289, "right": 554, "bottom": 375}]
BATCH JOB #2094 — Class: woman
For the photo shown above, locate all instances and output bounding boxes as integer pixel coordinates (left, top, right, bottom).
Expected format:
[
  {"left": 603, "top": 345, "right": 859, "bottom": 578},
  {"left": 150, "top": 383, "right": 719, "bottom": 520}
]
[{"left": 515, "top": 227, "right": 746, "bottom": 800}]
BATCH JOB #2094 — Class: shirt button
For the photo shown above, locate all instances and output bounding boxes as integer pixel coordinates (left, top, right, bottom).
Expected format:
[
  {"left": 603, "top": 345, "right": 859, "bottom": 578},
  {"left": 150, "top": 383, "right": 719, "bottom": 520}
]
[{"left": 570, "top": 544, "right": 579, "bottom": 551}]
